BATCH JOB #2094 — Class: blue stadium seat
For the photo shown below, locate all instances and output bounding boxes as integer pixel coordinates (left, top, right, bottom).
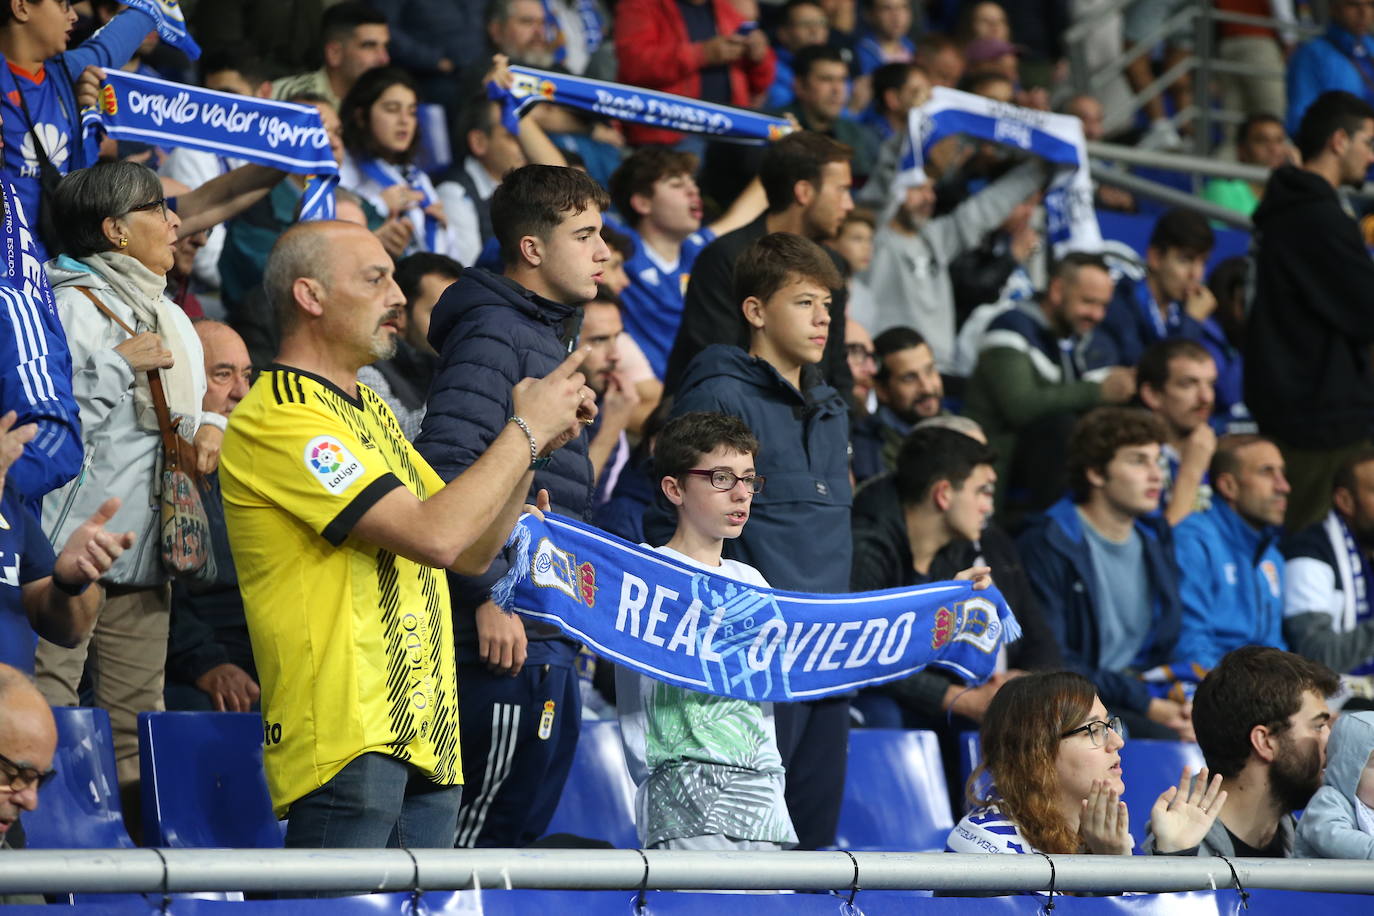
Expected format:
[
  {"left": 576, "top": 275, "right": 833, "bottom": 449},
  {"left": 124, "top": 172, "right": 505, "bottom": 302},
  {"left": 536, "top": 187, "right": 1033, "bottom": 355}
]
[
  {"left": 1119, "top": 738, "right": 1206, "bottom": 854},
  {"left": 835, "top": 729, "right": 954, "bottom": 851},
  {"left": 543, "top": 718, "right": 639, "bottom": 848},
  {"left": 138, "top": 711, "right": 282, "bottom": 849},
  {"left": 25, "top": 706, "right": 134, "bottom": 850}
]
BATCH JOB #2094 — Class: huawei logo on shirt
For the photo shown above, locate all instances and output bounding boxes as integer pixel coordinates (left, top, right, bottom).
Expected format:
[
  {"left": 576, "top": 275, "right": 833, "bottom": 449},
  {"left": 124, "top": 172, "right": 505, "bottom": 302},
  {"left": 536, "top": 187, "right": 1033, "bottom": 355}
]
[{"left": 20, "top": 123, "right": 68, "bottom": 172}]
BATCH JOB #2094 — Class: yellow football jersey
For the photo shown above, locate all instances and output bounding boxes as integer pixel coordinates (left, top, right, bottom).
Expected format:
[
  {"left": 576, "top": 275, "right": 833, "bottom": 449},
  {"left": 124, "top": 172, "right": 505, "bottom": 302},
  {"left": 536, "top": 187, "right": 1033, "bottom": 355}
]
[{"left": 221, "top": 366, "right": 462, "bottom": 816}]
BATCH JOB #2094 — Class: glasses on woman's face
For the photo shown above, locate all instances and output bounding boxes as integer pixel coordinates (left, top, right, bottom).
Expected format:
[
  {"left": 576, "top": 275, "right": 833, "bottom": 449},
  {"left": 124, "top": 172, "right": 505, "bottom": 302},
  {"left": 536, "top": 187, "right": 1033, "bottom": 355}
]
[
  {"left": 1060, "top": 716, "right": 1124, "bottom": 748},
  {"left": 683, "top": 468, "right": 766, "bottom": 494},
  {"left": 126, "top": 197, "right": 169, "bottom": 220}
]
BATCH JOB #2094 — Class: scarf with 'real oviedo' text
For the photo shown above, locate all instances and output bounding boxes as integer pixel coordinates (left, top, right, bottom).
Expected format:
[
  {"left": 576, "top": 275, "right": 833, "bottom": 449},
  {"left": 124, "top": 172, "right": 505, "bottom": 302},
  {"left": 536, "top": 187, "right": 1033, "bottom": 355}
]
[
  {"left": 82, "top": 69, "right": 338, "bottom": 222},
  {"left": 493, "top": 513, "right": 1021, "bottom": 703}
]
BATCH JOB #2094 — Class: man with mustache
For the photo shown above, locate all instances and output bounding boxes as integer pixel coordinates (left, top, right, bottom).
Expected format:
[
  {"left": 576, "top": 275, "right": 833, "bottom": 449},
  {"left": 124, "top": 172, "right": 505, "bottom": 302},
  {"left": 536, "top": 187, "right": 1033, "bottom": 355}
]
[
  {"left": 1148, "top": 647, "right": 1338, "bottom": 857},
  {"left": 1283, "top": 450, "right": 1374, "bottom": 678},
  {"left": 1172, "top": 436, "right": 1291, "bottom": 671},
  {"left": 850, "top": 325, "right": 943, "bottom": 484},
  {"left": 1137, "top": 338, "right": 1219, "bottom": 527}
]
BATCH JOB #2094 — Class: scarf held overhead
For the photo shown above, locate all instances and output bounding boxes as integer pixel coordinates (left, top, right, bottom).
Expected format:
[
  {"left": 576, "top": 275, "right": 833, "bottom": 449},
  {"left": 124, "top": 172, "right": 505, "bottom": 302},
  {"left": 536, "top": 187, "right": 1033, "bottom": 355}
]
[
  {"left": 493, "top": 514, "right": 1021, "bottom": 702},
  {"left": 489, "top": 66, "right": 793, "bottom": 143},
  {"left": 900, "top": 87, "right": 1101, "bottom": 255},
  {"left": 83, "top": 70, "right": 337, "bottom": 220},
  {"left": 119, "top": 0, "right": 201, "bottom": 59}
]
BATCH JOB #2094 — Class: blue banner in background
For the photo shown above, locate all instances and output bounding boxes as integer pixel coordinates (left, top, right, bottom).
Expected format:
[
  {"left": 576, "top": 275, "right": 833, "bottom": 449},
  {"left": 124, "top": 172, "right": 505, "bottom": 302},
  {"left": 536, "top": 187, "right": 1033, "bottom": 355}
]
[
  {"left": 83, "top": 70, "right": 338, "bottom": 221},
  {"left": 489, "top": 66, "right": 793, "bottom": 144},
  {"left": 119, "top": 0, "right": 201, "bottom": 59},
  {"left": 492, "top": 513, "right": 1020, "bottom": 701}
]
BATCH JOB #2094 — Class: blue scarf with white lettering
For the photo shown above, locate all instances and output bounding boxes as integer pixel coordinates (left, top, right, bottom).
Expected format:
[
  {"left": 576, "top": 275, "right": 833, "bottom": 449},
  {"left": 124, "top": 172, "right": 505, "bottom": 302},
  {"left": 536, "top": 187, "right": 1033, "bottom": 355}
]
[
  {"left": 490, "top": 66, "right": 793, "bottom": 144},
  {"left": 353, "top": 157, "right": 439, "bottom": 252},
  {"left": 119, "top": 0, "right": 201, "bottom": 59},
  {"left": 899, "top": 87, "right": 1101, "bottom": 255},
  {"left": 83, "top": 70, "right": 337, "bottom": 221},
  {"left": 0, "top": 174, "right": 55, "bottom": 313},
  {"left": 493, "top": 513, "right": 1021, "bottom": 702}
]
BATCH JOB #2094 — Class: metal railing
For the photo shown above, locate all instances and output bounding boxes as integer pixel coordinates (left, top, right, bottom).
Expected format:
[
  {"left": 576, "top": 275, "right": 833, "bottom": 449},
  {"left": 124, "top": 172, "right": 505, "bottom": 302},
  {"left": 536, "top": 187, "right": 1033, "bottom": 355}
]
[{"left": 2, "top": 849, "right": 1374, "bottom": 896}]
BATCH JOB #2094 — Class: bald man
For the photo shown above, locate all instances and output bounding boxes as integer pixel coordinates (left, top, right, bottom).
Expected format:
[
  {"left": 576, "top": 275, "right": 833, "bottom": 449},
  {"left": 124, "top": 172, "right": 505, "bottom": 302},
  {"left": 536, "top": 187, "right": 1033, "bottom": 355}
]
[
  {"left": 0, "top": 664, "right": 56, "bottom": 904},
  {"left": 219, "top": 221, "right": 593, "bottom": 851}
]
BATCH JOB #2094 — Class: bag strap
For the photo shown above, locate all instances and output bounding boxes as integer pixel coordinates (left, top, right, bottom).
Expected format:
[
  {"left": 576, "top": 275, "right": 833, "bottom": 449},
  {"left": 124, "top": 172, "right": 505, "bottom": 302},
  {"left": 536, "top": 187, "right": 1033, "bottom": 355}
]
[{"left": 75, "top": 285, "right": 184, "bottom": 470}]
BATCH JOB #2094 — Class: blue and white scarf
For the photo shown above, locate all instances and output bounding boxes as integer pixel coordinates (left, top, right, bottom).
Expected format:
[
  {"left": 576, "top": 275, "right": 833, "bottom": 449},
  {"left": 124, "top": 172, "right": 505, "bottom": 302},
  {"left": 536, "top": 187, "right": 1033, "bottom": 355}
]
[
  {"left": 490, "top": 66, "right": 793, "bottom": 144},
  {"left": 0, "top": 175, "right": 55, "bottom": 314},
  {"left": 119, "top": 0, "right": 201, "bottom": 59},
  {"left": 492, "top": 514, "right": 1021, "bottom": 702},
  {"left": 353, "top": 157, "right": 439, "bottom": 252},
  {"left": 83, "top": 70, "right": 337, "bottom": 221},
  {"left": 899, "top": 87, "right": 1101, "bottom": 255}
]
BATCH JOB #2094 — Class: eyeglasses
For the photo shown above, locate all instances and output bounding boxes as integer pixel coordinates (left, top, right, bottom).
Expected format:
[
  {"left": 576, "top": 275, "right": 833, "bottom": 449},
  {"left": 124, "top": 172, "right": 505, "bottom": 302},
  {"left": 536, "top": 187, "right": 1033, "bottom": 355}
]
[
  {"left": 127, "top": 197, "right": 169, "bottom": 220},
  {"left": 846, "top": 343, "right": 876, "bottom": 364},
  {"left": 683, "top": 468, "right": 767, "bottom": 494},
  {"left": 1060, "top": 716, "right": 1124, "bottom": 748},
  {"left": 0, "top": 749, "right": 57, "bottom": 793}
]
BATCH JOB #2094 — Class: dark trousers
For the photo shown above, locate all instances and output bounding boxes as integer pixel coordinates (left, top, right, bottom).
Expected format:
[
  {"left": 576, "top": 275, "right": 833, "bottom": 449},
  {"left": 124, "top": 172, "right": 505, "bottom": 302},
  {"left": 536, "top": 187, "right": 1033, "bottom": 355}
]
[
  {"left": 774, "top": 695, "right": 850, "bottom": 850},
  {"left": 1277, "top": 437, "right": 1373, "bottom": 533},
  {"left": 453, "top": 661, "right": 581, "bottom": 848}
]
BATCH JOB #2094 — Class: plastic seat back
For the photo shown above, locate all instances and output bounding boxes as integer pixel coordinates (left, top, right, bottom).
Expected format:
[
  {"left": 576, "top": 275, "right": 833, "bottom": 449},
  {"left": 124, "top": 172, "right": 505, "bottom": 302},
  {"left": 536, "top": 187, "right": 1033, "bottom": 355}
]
[
  {"left": 1120, "top": 738, "right": 1206, "bottom": 853},
  {"left": 543, "top": 718, "right": 638, "bottom": 848},
  {"left": 836, "top": 729, "right": 954, "bottom": 851},
  {"left": 138, "top": 711, "right": 281, "bottom": 848},
  {"left": 25, "top": 706, "right": 134, "bottom": 849}
]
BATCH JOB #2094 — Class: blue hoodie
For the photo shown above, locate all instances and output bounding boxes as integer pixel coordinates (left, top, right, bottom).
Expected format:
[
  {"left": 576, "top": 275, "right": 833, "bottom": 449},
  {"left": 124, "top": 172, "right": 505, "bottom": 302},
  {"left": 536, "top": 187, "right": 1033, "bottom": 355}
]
[
  {"left": 1017, "top": 497, "right": 1182, "bottom": 714},
  {"left": 415, "top": 268, "right": 590, "bottom": 664},
  {"left": 646, "top": 344, "right": 852, "bottom": 593},
  {"left": 1172, "top": 500, "right": 1287, "bottom": 670}
]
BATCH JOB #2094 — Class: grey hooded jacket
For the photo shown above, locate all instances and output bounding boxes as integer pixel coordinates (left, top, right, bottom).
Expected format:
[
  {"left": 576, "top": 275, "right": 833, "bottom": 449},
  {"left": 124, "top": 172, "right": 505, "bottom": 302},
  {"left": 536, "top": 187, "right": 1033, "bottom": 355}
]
[{"left": 1295, "top": 711, "right": 1374, "bottom": 859}]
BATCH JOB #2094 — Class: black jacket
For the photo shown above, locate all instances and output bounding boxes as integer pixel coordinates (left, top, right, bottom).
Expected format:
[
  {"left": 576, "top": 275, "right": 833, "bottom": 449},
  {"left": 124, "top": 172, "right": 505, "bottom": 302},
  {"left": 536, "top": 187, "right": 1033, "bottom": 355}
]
[
  {"left": 1246, "top": 164, "right": 1374, "bottom": 449},
  {"left": 850, "top": 473, "right": 1063, "bottom": 714},
  {"left": 414, "top": 268, "right": 590, "bottom": 662},
  {"left": 661, "top": 214, "right": 853, "bottom": 397}
]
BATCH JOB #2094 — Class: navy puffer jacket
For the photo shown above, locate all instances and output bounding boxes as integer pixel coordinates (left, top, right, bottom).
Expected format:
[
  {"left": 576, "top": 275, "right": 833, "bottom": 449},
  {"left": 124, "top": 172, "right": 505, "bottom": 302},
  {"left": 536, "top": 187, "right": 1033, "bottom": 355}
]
[{"left": 415, "top": 268, "right": 591, "bottom": 661}]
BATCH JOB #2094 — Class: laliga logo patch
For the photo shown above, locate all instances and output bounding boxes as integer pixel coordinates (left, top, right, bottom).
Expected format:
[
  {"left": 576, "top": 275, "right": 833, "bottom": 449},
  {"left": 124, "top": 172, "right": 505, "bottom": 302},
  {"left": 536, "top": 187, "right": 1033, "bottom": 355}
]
[
  {"left": 303, "top": 435, "right": 365, "bottom": 495},
  {"left": 531, "top": 537, "right": 598, "bottom": 607},
  {"left": 1261, "top": 560, "right": 1281, "bottom": 598},
  {"left": 100, "top": 84, "right": 118, "bottom": 116}
]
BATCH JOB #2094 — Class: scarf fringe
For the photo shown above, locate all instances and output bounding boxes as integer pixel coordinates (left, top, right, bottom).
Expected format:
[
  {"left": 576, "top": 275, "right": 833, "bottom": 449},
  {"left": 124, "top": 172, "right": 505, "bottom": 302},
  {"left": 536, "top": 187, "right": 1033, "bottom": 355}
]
[{"left": 491, "top": 517, "right": 533, "bottom": 612}]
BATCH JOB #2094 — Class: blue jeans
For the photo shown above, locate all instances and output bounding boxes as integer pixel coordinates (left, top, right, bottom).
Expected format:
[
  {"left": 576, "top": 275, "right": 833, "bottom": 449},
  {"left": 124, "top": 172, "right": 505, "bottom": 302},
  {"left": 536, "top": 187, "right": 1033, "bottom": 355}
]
[{"left": 284, "top": 752, "right": 462, "bottom": 849}]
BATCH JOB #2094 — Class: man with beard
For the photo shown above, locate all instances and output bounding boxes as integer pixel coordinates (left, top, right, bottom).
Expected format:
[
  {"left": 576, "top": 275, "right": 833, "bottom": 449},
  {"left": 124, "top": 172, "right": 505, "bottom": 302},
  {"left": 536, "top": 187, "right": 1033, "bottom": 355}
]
[
  {"left": 1247, "top": 90, "right": 1374, "bottom": 531},
  {"left": 964, "top": 252, "right": 1136, "bottom": 523},
  {"left": 1172, "top": 436, "right": 1291, "bottom": 671},
  {"left": 864, "top": 159, "right": 1047, "bottom": 373},
  {"left": 580, "top": 295, "right": 640, "bottom": 487},
  {"left": 271, "top": 3, "right": 390, "bottom": 109},
  {"left": 851, "top": 326, "right": 944, "bottom": 483},
  {"left": 1137, "top": 338, "right": 1218, "bottom": 526},
  {"left": 1148, "top": 646, "right": 1338, "bottom": 857},
  {"left": 1283, "top": 450, "right": 1374, "bottom": 678}
]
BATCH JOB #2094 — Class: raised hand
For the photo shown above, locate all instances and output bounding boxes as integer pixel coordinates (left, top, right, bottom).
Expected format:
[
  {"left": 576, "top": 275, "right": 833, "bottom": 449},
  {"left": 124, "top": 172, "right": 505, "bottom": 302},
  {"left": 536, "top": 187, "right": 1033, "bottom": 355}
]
[
  {"left": 512, "top": 348, "right": 591, "bottom": 454},
  {"left": 1079, "top": 779, "right": 1133, "bottom": 855},
  {"left": 1149, "top": 766, "right": 1226, "bottom": 854},
  {"left": 53, "top": 498, "right": 135, "bottom": 587}
]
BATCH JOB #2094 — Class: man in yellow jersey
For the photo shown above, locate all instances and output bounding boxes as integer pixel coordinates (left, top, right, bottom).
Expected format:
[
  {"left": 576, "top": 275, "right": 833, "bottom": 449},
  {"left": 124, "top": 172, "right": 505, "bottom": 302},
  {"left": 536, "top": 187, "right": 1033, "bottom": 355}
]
[{"left": 220, "top": 220, "right": 593, "bottom": 849}]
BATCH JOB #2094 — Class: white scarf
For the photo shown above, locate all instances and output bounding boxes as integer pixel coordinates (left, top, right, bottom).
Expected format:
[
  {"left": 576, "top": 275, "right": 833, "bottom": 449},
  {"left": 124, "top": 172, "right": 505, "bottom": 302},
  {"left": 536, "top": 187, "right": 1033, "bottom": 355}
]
[{"left": 82, "top": 251, "right": 199, "bottom": 436}]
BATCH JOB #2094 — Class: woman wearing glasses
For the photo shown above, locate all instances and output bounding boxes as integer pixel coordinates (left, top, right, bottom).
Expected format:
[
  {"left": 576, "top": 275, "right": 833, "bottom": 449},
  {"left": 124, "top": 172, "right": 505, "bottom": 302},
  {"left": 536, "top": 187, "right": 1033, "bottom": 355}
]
[
  {"left": 36, "top": 160, "right": 213, "bottom": 796},
  {"left": 948, "top": 671, "right": 1227, "bottom": 856}
]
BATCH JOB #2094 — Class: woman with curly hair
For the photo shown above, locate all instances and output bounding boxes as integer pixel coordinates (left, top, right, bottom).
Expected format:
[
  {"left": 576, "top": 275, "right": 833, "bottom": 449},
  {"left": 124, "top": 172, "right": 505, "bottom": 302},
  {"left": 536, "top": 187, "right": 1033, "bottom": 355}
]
[{"left": 947, "top": 671, "right": 1227, "bottom": 856}]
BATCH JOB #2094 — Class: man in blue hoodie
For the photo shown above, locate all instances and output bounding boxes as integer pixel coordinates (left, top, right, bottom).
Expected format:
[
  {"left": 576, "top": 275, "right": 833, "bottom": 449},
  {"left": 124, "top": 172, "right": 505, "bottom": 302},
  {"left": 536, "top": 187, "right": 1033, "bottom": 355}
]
[
  {"left": 1018, "top": 406, "right": 1191, "bottom": 741},
  {"left": 650, "top": 231, "right": 851, "bottom": 849},
  {"left": 415, "top": 164, "right": 609, "bottom": 848},
  {"left": 1172, "top": 435, "right": 1290, "bottom": 672}
]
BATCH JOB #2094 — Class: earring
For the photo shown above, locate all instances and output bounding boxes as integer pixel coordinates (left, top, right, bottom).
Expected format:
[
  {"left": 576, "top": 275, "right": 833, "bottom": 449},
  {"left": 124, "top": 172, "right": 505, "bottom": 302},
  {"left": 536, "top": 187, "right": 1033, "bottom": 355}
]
[{"left": 117, "top": 237, "right": 128, "bottom": 249}]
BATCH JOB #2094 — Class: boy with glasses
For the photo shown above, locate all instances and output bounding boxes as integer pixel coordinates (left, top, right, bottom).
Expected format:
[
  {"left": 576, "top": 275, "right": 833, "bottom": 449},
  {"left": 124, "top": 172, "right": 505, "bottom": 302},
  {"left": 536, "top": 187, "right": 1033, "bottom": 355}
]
[
  {"left": 618, "top": 410, "right": 795, "bottom": 851},
  {"left": 652, "top": 231, "right": 850, "bottom": 849}
]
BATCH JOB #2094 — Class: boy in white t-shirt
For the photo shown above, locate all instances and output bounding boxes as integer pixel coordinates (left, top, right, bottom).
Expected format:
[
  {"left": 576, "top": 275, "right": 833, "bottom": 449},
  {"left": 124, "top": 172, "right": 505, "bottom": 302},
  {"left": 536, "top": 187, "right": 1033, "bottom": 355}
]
[{"left": 616, "top": 410, "right": 798, "bottom": 851}]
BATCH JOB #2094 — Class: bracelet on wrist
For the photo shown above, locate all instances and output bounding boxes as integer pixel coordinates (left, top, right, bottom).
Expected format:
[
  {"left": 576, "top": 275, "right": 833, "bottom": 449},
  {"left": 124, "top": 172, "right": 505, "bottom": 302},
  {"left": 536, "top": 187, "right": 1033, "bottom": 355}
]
[
  {"left": 508, "top": 415, "right": 544, "bottom": 470},
  {"left": 51, "top": 572, "right": 91, "bottom": 597}
]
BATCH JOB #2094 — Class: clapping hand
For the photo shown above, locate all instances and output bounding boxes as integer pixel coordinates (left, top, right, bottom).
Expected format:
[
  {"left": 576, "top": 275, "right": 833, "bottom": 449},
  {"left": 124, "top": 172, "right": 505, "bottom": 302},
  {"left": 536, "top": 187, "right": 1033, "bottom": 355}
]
[
  {"left": 1080, "top": 779, "right": 1133, "bottom": 855},
  {"left": 1149, "top": 766, "right": 1226, "bottom": 854}
]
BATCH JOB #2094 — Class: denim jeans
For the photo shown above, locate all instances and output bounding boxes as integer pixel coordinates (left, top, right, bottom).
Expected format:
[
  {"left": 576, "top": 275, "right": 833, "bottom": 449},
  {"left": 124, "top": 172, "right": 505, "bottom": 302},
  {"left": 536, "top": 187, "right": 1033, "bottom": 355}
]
[{"left": 284, "top": 752, "right": 462, "bottom": 849}]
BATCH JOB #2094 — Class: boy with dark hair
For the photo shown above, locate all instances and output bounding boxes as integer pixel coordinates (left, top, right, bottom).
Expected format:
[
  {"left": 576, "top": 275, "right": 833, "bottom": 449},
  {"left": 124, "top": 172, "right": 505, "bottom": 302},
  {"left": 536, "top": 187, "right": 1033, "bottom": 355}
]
[
  {"left": 415, "top": 164, "right": 608, "bottom": 848},
  {"left": 664, "top": 131, "right": 855, "bottom": 395},
  {"left": 654, "top": 231, "right": 850, "bottom": 849},
  {"left": 1249, "top": 89, "right": 1374, "bottom": 532},
  {"left": 783, "top": 46, "right": 877, "bottom": 179},
  {"left": 1018, "top": 406, "right": 1190, "bottom": 741},
  {"left": 618, "top": 410, "right": 797, "bottom": 851},
  {"left": 1101, "top": 207, "right": 1216, "bottom": 367},
  {"left": 1147, "top": 646, "right": 1339, "bottom": 857},
  {"left": 606, "top": 147, "right": 765, "bottom": 379}
]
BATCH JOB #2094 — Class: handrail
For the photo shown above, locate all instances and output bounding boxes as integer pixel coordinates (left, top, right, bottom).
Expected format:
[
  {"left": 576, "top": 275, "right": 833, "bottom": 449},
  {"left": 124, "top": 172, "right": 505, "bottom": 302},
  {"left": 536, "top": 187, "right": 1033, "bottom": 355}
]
[
  {"left": 1090, "top": 164, "right": 1254, "bottom": 229},
  {"left": 2, "top": 849, "right": 1374, "bottom": 895},
  {"left": 1085, "top": 141, "right": 1270, "bottom": 182}
]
